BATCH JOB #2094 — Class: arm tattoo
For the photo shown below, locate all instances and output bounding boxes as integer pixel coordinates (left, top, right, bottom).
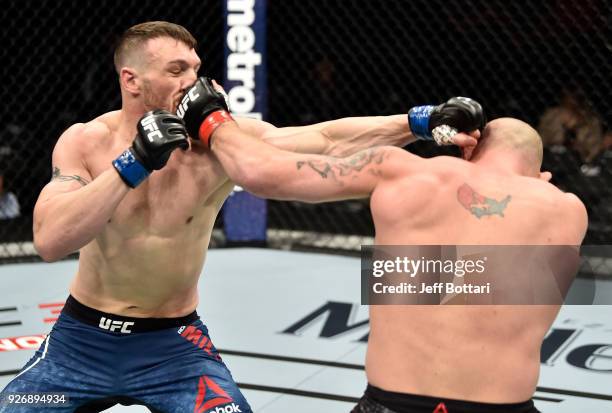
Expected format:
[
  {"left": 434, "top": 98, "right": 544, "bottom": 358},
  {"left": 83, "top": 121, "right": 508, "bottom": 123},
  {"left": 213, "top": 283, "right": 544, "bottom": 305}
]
[
  {"left": 52, "top": 167, "right": 90, "bottom": 186},
  {"left": 296, "top": 149, "right": 386, "bottom": 182},
  {"left": 457, "top": 183, "right": 511, "bottom": 219}
]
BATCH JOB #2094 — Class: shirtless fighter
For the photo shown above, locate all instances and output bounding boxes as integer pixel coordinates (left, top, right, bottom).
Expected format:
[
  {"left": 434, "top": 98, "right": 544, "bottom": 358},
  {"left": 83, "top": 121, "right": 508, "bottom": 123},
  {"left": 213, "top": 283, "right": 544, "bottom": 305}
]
[
  {"left": 178, "top": 79, "right": 588, "bottom": 413},
  {"left": 0, "top": 22, "right": 482, "bottom": 413}
]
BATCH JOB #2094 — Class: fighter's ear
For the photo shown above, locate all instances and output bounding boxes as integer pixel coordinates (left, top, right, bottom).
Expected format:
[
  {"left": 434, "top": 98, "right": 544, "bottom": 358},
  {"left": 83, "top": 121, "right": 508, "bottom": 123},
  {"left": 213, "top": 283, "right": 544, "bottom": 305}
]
[
  {"left": 120, "top": 67, "right": 140, "bottom": 95},
  {"left": 539, "top": 171, "right": 552, "bottom": 182}
]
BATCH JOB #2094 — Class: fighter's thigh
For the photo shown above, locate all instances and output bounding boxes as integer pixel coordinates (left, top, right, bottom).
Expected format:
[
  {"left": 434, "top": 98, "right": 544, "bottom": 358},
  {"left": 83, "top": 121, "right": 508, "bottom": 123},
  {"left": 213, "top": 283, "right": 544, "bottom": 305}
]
[
  {"left": 0, "top": 346, "right": 108, "bottom": 411},
  {"left": 0, "top": 368, "right": 91, "bottom": 413},
  {"left": 140, "top": 359, "right": 252, "bottom": 413}
]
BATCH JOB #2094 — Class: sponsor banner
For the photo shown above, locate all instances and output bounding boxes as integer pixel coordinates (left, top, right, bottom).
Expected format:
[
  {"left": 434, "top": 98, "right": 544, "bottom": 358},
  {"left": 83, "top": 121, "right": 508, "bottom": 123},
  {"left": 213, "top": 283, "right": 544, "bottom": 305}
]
[
  {"left": 223, "top": 0, "right": 267, "bottom": 120},
  {"left": 0, "top": 335, "right": 46, "bottom": 352},
  {"left": 222, "top": 0, "right": 267, "bottom": 244}
]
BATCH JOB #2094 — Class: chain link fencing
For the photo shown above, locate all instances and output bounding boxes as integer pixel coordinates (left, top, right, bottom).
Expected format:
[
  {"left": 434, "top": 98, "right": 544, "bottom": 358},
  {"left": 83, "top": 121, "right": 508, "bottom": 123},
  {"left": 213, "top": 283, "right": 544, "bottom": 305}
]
[
  {"left": 0, "top": 0, "right": 223, "bottom": 260},
  {"left": 1, "top": 1, "right": 610, "bottom": 266}
]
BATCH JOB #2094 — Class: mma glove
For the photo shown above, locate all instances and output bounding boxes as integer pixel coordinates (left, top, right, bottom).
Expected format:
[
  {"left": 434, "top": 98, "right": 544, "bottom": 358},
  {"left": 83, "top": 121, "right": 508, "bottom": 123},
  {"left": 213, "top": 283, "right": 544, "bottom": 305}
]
[
  {"left": 113, "top": 110, "right": 189, "bottom": 188},
  {"left": 176, "top": 77, "right": 235, "bottom": 148},
  {"left": 408, "top": 97, "right": 486, "bottom": 145}
]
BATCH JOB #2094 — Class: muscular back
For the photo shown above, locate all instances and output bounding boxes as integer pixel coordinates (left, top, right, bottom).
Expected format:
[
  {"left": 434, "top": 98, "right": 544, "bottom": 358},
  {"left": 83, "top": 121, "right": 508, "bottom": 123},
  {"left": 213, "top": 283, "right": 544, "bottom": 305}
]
[
  {"left": 372, "top": 156, "right": 579, "bottom": 245},
  {"left": 367, "top": 155, "right": 587, "bottom": 403},
  {"left": 37, "top": 111, "right": 234, "bottom": 316}
]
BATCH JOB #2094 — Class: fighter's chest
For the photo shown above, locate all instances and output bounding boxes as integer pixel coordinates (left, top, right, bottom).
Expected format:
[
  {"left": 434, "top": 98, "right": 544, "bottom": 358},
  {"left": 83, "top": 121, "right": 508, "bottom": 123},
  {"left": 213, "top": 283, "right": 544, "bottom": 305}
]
[
  {"left": 89, "top": 146, "right": 228, "bottom": 230},
  {"left": 118, "top": 162, "right": 209, "bottom": 220}
]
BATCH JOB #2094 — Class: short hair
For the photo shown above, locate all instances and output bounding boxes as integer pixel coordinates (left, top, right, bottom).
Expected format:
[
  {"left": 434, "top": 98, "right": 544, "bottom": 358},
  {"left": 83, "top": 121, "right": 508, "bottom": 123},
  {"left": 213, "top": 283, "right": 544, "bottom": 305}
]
[
  {"left": 114, "top": 21, "right": 197, "bottom": 73},
  {"left": 476, "top": 118, "right": 543, "bottom": 176}
]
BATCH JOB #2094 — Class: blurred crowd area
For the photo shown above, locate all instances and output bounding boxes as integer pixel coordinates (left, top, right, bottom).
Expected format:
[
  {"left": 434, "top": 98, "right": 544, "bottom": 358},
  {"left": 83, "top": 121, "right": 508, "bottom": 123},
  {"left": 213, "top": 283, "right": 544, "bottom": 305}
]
[{"left": 538, "top": 88, "right": 612, "bottom": 241}]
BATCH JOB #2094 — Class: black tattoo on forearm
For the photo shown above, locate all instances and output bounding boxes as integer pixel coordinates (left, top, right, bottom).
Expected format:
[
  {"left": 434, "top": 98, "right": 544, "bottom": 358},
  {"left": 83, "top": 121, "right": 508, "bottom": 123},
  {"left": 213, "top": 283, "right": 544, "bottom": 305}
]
[
  {"left": 296, "top": 148, "right": 386, "bottom": 182},
  {"left": 52, "top": 167, "right": 89, "bottom": 186}
]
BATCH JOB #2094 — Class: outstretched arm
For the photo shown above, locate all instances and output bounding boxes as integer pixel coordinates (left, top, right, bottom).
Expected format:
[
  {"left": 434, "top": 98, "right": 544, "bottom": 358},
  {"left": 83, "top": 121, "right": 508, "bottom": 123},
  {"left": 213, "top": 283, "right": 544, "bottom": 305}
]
[
  {"left": 182, "top": 79, "right": 482, "bottom": 158},
  {"left": 176, "top": 78, "right": 481, "bottom": 199},
  {"left": 235, "top": 115, "right": 413, "bottom": 156},
  {"left": 210, "top": 122, "right": 412, "bottom": 202}
]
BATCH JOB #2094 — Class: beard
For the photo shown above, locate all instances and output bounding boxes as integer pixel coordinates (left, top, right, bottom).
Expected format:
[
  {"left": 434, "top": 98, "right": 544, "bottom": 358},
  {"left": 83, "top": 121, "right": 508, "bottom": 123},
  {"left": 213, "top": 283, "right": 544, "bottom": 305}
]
[{"left": 141, "top": 79, "right": 175, "bottom": 113}]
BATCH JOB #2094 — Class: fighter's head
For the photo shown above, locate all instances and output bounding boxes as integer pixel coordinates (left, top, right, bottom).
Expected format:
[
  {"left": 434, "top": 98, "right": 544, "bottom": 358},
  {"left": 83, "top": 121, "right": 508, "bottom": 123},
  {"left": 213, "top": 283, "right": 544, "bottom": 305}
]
[
  {"left": 470, "top": 118, "right": 543, "bottom": 178},
  {"left": 114, "top": 21, "right": 201, "bottom": 113}
]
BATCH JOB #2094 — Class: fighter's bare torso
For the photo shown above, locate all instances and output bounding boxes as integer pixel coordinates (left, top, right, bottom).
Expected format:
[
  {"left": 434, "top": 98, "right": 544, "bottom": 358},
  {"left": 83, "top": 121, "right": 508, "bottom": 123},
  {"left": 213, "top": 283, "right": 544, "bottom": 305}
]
[
  {"left": 39, "top": 107, "right": 412, "bottom": 318},
  {"left": 366, "top": 155, "right": 585, "bottom": 403},
  {"left": 68, "top": 110, "right": 234, "bottom": 317}
]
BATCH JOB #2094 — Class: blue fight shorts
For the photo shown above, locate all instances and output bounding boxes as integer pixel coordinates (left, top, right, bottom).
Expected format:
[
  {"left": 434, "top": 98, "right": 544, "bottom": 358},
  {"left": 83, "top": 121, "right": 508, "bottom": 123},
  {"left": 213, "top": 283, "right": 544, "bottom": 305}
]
[{"left": 0, "top": 295, "right": 251, "bottom": 413}]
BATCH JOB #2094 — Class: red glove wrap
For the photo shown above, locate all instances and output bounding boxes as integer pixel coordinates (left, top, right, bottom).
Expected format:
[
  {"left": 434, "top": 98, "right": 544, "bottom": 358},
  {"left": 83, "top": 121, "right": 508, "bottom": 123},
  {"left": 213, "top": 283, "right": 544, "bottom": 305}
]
[{"left": 198, "top": 110, "right": 234, "bottom": 147}]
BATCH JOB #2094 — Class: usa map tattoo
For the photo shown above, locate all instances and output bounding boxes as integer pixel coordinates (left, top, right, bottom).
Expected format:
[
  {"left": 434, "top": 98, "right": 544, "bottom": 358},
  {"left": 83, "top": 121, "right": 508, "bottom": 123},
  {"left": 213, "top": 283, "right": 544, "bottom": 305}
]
[
  {"left": 457, "top": 183, "right": 511, "bottom": 218},
  {"left": 52, "top": 167, "right": 90, "bottom": 186}
]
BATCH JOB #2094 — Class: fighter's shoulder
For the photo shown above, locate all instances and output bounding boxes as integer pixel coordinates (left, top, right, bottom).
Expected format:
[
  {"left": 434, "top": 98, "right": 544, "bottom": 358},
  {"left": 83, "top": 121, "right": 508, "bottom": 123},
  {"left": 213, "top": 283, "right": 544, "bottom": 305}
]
[
  {"left": 59, "top": 114, "right": 113, "bottom": 145},
  {"left": 558, "top": 191, "right": 588, "bottom": 225},
  {"left": 373, "top": 148, "right": 455, "bottom": 185},
  {"left": 536, "top": 181, "right": 585, "bottom": 211},
  {"left": 55, "top": 112, "right": 116, "bottom": 152},
  {"left": 420, "top": 155, "right": 469, "bottom": 179},
  {"left": 539, "top": 185, "right": 588, "bottom": 239},
  {"left": 377, "top": 146, "right": 424, "bottom": 167}
]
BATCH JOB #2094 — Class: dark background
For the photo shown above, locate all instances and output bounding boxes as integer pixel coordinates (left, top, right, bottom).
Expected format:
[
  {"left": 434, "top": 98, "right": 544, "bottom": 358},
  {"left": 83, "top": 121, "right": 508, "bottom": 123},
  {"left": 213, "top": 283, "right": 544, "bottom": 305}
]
[{"left": 1, "top": 0, "right": 610, "bottom": 257}]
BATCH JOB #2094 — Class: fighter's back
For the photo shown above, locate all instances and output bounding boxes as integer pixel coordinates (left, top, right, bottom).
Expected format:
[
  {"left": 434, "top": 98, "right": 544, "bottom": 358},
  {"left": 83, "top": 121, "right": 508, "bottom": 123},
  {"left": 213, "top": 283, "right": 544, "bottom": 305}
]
[
  {"left": 372, "top": 155, "right": 583, "bottom": 246},
  {"left": 366, "top": 155, "right": 587, "bottom": 403}
]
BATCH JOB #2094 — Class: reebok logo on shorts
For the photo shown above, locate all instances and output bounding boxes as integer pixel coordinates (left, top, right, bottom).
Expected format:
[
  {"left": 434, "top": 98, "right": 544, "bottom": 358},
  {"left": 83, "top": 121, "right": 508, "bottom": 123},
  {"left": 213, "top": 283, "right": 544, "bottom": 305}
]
[
  {"left": 433, "top": 402, "right": 448, "bottom": 413},
  {"left": 194, "top": 375, "right": 240, "bottom": 413},
  {"left": 207, "top": 403, "right": 242, "bottom": 413}
]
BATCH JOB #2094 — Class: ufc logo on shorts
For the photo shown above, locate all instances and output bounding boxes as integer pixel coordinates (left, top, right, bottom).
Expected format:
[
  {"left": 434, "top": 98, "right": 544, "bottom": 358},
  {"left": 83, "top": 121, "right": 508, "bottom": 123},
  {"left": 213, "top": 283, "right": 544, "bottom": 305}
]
[
  {"left": 176, "top": 89, "right": 200, "bottom": 119},
  {"left": 140, "top": 114, "right": 163, "bottom": 142},
  {"left": 99, "top": 317, "right": 134, "bottom": 333}
]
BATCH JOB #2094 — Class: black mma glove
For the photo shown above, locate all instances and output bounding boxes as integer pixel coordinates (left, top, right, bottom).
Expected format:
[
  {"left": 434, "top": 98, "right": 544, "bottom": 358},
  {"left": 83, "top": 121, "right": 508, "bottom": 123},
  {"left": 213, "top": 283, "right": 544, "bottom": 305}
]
[
  {"left": 112, "top": 110, "right": 189, "bottom": 188},
  {"left": 176, "top": 77, "right": 234, "bottom": 147},
  {"left": 408, "top": 97, "right": 486, "bottom": 145}
]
